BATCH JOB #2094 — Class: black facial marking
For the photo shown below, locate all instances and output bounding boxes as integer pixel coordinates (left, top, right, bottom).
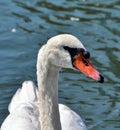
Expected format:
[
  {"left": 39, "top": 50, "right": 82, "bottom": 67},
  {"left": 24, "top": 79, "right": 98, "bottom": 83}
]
[
  {"left": 63, "top": 46, "right": 85, "bottom": 58},
  {"left": 63, "top": 46, "right": 80, "bottom": 58},
  {"left": 63, "top": 46, "right": 90, "bottom": 60}
]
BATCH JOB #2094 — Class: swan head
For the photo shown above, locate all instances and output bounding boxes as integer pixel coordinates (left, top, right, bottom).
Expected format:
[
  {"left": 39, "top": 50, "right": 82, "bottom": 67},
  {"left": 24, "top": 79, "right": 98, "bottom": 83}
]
[{"left": 39, "top": 34, "right": 104, "bottom": 83}]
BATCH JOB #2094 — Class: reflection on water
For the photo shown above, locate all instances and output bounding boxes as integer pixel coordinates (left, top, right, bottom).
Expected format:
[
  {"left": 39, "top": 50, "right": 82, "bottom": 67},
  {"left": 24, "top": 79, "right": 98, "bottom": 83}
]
[{"left": 0, "top": 0, "right": 120, "bottom": 129}]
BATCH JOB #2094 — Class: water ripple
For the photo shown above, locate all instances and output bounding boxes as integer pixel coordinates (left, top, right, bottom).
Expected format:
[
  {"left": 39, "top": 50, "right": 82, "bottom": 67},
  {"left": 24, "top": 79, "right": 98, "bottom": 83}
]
[{"left": 0, "top": 0, "right": 120, "bottom": 129}]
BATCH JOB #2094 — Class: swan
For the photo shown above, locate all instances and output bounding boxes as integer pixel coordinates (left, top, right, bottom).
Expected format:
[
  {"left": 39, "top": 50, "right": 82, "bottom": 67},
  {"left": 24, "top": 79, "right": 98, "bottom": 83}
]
[{"left": 1, "top": 34, "right": 104, "bottom": 130}]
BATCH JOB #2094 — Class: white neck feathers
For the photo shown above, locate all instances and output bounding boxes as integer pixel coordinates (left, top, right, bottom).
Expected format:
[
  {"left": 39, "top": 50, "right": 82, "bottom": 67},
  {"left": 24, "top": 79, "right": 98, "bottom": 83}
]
[{"left": 37, "top": 46, "right": 61, "bottom": 130}]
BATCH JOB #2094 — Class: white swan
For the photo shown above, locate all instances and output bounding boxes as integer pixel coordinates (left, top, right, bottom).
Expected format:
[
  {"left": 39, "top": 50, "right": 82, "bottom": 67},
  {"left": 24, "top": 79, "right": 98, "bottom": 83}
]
[{"left": 1, "top": 34, "right": 104, "bottom": 130}]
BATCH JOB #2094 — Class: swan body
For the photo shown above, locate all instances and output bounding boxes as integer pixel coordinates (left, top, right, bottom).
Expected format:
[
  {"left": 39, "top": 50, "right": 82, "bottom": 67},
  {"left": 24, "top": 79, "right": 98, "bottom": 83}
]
[
  {"left": 1, "top": 81, "right": 87, "bottom": 130},
  {"left": 1, "top": 34, "right": 104, "bottom": 130}
]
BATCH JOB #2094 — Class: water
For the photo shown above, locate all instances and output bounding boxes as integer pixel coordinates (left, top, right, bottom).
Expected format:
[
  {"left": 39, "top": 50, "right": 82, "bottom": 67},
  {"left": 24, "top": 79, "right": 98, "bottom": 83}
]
[{"left": 0, "top": 0, "right": 120, "bottom": 129}]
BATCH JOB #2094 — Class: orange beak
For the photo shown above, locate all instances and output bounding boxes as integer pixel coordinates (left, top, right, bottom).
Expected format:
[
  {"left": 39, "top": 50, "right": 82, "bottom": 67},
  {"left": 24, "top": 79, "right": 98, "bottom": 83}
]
[{"left": 73, "top": 54, "right": 104, "bottom": 83}]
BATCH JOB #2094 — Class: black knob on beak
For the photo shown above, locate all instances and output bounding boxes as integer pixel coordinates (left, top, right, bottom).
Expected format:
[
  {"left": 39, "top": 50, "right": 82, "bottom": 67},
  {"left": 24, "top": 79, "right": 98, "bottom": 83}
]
[{"left": 83, "top": 51, "right": 90, "bottom": 59}]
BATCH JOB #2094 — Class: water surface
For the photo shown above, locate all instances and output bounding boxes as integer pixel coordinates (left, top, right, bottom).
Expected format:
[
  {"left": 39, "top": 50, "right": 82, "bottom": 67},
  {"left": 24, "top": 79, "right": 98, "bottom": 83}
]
[{"left": 0, "top": 0, "right": 120, "bottom": 130}]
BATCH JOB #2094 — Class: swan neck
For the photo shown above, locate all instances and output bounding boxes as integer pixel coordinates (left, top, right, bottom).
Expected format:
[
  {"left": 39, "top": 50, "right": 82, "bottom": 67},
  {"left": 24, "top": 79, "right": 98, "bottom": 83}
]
[{"left": 37, "top": 52, "right": 61, "bottom": 130}]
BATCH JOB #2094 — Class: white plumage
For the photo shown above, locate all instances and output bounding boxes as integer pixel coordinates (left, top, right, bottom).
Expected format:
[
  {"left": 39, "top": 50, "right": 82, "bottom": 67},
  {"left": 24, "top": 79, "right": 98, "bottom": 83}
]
[
  {"left": 1, "top": 34, "right": 103, "bottom": 130},
  {"left": 1, "top": 81, "right": 87, "bottom": 130}
]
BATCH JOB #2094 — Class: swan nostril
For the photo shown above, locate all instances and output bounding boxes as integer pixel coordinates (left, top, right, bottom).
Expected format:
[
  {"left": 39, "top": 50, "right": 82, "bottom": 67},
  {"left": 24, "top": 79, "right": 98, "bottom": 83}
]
[
  {"left": 83, "top": 51, "right": 90, "bottom": 59},
  {"left": 82, "top": 58, "right": 89, "bottom": 66}
]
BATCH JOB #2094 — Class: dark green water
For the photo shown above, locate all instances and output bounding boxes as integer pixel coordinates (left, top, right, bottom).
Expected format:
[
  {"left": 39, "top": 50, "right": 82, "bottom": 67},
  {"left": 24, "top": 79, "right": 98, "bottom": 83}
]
[{"left": 0, "top": 0, "right": 120, "bottom": 129}]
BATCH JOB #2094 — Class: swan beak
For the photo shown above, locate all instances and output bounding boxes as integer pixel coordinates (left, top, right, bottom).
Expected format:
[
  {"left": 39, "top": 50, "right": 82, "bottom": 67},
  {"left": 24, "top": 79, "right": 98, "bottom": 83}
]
[{"left": 73, "top": 54, "right": 104, "bottom": 83}]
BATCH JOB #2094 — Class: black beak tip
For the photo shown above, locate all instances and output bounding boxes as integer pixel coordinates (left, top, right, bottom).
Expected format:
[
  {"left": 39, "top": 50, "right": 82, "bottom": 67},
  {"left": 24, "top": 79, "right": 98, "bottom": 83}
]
[{"left": 98, "top": 74, "right": 104, "bottom": 83}]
